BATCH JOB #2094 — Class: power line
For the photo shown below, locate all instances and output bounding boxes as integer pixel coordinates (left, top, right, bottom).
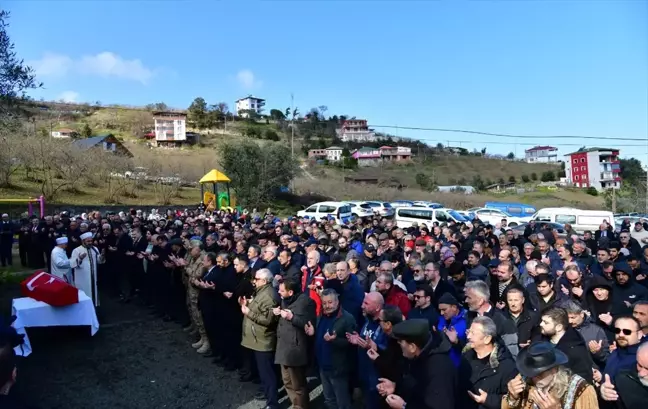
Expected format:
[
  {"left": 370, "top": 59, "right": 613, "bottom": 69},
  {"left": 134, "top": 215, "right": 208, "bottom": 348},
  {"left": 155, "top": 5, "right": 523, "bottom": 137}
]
[
  {"left": 369, "top": 124, "right": 645, "bottom": 142},
  {"left": 401, "top": 138, "right": 647, "bottom": 148}
]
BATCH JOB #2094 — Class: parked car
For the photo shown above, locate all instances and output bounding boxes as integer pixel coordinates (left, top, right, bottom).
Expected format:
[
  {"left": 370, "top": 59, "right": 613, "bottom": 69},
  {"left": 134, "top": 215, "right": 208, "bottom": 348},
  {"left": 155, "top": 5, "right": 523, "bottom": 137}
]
[
  {"left": 412, "top": 201, "right": 444, "bottom": 209},
  {"left": 470, "top": 207, "right": 528, "bottom": 226},
  {"left": 455, "top": 210, "right": 476, "bottom": 220},
  {"left": 485, "top": 202, "right": 537, "bottom": 219},
  {"left": 344, "top": 201, "right": 375, "bottom": 219},
  {"left": 531, "top": 207, "right": 614, "bottom": 235},
  {"left": 391, "top": 200, "right": 415, "bottom": 208},
  {"left": 364, "top": 201, "right": 395, "bottom": 217},
  {"left": 395, "top": 207, "right": 468, "bottom": 228},
  {"left": 297, "top": 201, "right": 353, "bottom": 224}
]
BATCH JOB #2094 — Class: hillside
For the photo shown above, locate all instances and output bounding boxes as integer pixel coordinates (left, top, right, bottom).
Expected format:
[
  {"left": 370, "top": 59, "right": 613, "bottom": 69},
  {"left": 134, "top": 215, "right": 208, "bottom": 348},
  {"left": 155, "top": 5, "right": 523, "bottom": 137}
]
[
  {"left": 337, "top": 156, "right": 560, "bottom": 187},
  {"left": 12, "top": 101, "right": 606, "bottom": 211}
]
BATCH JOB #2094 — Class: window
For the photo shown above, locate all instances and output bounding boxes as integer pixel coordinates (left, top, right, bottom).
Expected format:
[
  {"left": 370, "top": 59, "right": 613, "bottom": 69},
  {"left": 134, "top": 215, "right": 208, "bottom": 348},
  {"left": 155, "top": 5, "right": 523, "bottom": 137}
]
[
  {"left": 573, "top": 159, "right": 577, "bottom": 164},
  {"left": 581, "top": 166, "right": 586, "bottom": 171},
  {"left": 556, "top": 214, "right": 577, "bottom": 224},
  {"left": 305, "top": 205, "right": 317, "bottom": 213},
  {"left": 398, "top": 209, "right": 433, "bottom": 220},
  {"left": 524, "top": 208, "right": 536, "bottom": 214},
  {"left": 338, "top": 205, "right": 351, "bottom": 214},
  {"left": 582, "top": 175, "right": 587, "bottom": 180},
  {"left": 318, "top": 205, "right": 336, "bottom": 213},
  {"left": 507, "top": 207, "right": 522, "bottom": 215},
  {"left": 580, "top": 158, "right": 585, "bottom": 163},
  {"left": 575, "top": 175, "right": 579, "bottom": 180},
  {"left": 435, "top": 211, "right": 449, "bottom": 222}
]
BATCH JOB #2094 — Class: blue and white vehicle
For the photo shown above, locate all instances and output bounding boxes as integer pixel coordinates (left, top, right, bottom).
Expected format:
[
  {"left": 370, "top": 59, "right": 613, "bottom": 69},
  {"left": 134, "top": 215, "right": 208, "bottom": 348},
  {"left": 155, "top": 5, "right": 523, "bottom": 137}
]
[
  {"left": 297, "top": 201, "right": 353, "bottom": 224},
  {"left": 485, "top": 202, "right": 536, "bottom": 219}
]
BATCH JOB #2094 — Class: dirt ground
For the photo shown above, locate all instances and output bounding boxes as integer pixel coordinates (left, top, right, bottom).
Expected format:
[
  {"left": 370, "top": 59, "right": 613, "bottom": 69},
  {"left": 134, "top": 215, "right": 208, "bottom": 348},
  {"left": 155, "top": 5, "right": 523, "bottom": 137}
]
[{"left": 0, "top": 284, "right": 329, "bottom": 409}]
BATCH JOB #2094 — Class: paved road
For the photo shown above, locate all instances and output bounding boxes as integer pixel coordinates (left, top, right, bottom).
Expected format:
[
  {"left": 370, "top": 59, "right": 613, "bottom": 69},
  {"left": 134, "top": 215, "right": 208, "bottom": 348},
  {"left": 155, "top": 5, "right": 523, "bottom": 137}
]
[{"left": 0, "top": 285, "right": 329, "bottom": 409}]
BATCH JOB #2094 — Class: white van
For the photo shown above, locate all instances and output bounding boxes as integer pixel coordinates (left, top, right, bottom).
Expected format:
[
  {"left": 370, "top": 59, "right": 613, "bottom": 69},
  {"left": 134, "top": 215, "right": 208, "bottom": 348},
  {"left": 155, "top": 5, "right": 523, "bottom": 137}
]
[
  {"left": 395, "top": 207, "right": 468, "bottom": 228},
  {"left": 297, "top": 201, "right": 353, "bottom": 224},
  {"left": 531, "top": 207, "right": 615, "bottom": 234}
]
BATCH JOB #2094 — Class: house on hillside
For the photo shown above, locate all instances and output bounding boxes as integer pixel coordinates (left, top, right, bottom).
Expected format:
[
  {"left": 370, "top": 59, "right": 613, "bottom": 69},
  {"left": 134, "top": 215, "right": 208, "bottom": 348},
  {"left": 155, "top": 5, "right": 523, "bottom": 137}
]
[
  {"left": 525, "top": 146, "right": 558, "bottom": 163},
  {"left": 72, "top": 134, "right": 133, "bottom": 157},
  {"left": 326, "top": 146, "right": 343, "bottom": 162},
  {"left": 308, "top": 149, "right": 327, "bottom": 160},
  {"left": 51, "top": 128, "right": 78, "bottom": 139},
  {"left": 485, "top": 182, "right": 516, "bottom": 193},
  {"left": 352, "top": 147, "right": 382, "bottom": 167},
  {"left": 152, "top": 111, "right": 188, "bottom": 148},
  {"left": 379, "top": 146, "right": 412, "bottom": 162},
  {"left": 236, "top": 96, "right": 265, "bottom": 117},
  {"left": 336, "top": 119, "right": 376, "bottom": 142}
]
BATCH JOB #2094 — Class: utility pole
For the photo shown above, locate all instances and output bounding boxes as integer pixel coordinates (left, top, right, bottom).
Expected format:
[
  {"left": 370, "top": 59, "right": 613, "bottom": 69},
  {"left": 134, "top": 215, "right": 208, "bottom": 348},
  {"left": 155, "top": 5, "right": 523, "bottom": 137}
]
[
  {"left": 612, "top": 186, "right": 617, "bottom": 213},
  {"left": 290, "top": 93, "right": 295, "bottom": 191},
  {"left": 290, "top": 93, "right": 295, "bottom": 159},
  {"left": 644, "top": 165, "right": 648, "bottom": 213}
]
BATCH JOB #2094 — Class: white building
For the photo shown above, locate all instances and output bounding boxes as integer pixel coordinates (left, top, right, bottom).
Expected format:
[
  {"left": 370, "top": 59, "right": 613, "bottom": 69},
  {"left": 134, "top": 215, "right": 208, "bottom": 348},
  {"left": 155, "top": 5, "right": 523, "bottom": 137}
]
[
  {"left": 325, "top": 146, "right": 343, "bottom": 162},
  {"left": 564, "top": 147, "right": 622, "bottom": 191},
  {"left": 525, "top": 145, "right": 558, "bottom": 163},
  {"left": 336, "top": 119, "right": 376, "bottom": 142},
  {"left": 236, "top": 96, "right": 265, "bottom": 117},
  {"left": 51, "top": 128, "right": 77, "bottom": 138},
  {"left": 153, "top": 112, "right": 187, "bottom": 147}
]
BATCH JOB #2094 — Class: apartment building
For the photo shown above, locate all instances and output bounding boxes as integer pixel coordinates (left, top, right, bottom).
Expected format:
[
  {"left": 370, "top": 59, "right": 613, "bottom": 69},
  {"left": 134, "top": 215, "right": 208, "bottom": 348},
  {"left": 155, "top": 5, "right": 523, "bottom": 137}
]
[
  {"left": 236, "top": 96, "right": 265, "bottom": 117},
  {"left": 153, "top": 111, "right": 187, "bottom": 148},
  {"left": 564, "top": 147, "right": 622, "bottom": 190}
]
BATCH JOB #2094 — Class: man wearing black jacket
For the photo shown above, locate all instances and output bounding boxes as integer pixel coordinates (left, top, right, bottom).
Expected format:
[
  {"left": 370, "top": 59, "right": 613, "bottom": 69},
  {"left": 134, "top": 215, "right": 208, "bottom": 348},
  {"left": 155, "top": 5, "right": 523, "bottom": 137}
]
[
  {"left": 368, "top": 305, "right": 404, "bottom": 389},
  {"left": 539, "top": 307, "right": 594, "bottom": 383},
  {"left": 278, "top": 249, "right": 301, "bottom": 283},
  {"left": 504, "top": 286, "right": 537, "bottom": 347},
  {"left": 376, "top": 319, "right": 457, "bottom": 409},
  {"left": 458, "top": 316, "right": 518, "bottom": 409}
]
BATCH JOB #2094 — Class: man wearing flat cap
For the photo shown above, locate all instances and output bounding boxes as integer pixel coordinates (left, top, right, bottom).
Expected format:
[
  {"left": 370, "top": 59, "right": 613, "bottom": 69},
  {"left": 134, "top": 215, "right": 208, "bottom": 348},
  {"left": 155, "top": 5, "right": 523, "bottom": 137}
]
[
  {"left": 504, "top": 342, "right": 597, "bottom": 409},
  {"left": 376, "top": 319, "right": 456, "bottom": 409}
]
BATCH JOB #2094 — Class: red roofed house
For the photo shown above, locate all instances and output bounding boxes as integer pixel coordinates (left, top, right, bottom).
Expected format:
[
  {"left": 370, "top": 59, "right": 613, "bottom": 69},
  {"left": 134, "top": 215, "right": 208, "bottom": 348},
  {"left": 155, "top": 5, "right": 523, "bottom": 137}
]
[
  {"left": 524, "top": 146, "right": 558, "bottom": 163},
  {"left": 352, "top": 147, "right": 382, "bottom": 167},
  {"left": 379, "top": 146, "right": 412, "bottom": 162}
]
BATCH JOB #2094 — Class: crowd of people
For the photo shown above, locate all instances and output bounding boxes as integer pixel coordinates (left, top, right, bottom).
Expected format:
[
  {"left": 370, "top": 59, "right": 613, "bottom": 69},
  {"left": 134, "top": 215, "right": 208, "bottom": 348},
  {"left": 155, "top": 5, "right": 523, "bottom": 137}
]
[{"left": 2, "top": 207, "right": 648, "bottom": 409}]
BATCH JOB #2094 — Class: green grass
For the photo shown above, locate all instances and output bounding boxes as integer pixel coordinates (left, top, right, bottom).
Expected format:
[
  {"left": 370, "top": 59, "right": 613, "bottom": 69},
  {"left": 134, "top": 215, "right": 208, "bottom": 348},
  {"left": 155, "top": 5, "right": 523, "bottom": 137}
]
[{"left": 0, "top": 171, "right": 203, "bottom": 206}]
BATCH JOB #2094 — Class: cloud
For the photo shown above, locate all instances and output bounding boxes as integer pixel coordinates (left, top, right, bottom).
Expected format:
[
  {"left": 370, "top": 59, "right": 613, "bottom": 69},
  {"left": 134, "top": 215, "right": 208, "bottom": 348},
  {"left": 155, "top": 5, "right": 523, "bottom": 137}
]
[
  {"left": 57, "top": 91, "right": 79, "bottom": 103},
  {"left": 236, "top": 69, "right": 262, "bottom": 90},
  {"left": 30, "top": 52, "right": 156, "bottom": 84},
  {"left": 31, "top": 52, "right": 73, "bottom": 78}
]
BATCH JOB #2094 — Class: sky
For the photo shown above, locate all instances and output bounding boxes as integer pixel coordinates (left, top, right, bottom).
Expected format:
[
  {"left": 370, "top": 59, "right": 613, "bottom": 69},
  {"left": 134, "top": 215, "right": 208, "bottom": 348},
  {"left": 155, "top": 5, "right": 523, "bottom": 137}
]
[{"left": 5, "top": 0, "right": 648, "bottom": 165}]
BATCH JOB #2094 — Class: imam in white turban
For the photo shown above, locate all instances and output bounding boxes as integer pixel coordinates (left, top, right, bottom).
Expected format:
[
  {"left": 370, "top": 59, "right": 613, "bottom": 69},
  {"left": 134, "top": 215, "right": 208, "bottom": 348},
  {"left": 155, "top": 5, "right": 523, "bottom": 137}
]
[
  {"left": 80, "top": 232, "right": 93, "bottom": 240},
  {"left": 56, "top": 237, "right": 68, "bottom": 245}
]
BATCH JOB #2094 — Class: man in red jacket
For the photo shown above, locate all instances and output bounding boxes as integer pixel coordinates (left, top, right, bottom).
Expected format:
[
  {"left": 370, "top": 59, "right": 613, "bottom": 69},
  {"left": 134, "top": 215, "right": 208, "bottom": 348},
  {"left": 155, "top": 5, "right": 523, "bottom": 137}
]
[{"left": 375, "top": 272, "right": 411, "bottom": 317}]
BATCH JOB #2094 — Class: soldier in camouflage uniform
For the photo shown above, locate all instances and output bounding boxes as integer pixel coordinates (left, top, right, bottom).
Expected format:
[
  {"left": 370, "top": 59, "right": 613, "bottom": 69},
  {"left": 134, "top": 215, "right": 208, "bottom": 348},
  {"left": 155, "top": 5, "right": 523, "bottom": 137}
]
[{"left": 184, "top": 240, "right": 209, "bottom": 354}]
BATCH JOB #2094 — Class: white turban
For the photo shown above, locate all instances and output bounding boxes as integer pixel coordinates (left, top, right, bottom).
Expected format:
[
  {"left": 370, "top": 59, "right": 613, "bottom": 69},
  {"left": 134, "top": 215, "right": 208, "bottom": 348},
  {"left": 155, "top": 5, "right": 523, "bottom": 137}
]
[
  {"left": 56, "top": 237, "right": 68, "bottom": 245},
  {"left": 80, "top": 232, "right": 93, "bottom": 240}
]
